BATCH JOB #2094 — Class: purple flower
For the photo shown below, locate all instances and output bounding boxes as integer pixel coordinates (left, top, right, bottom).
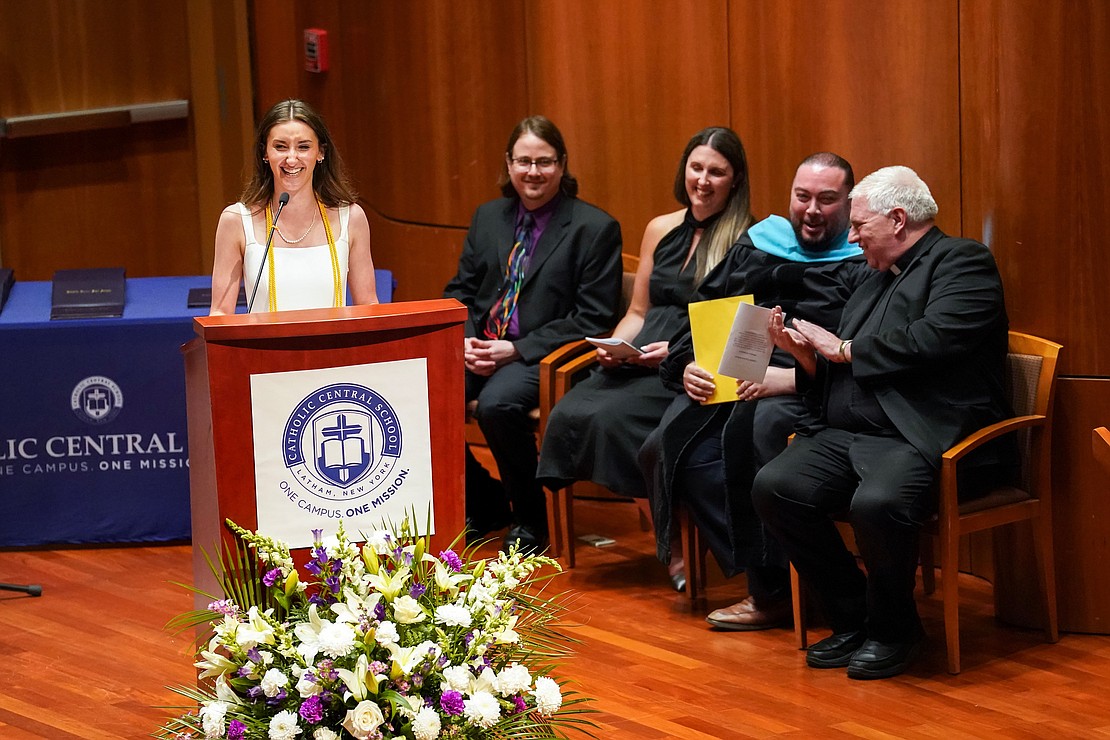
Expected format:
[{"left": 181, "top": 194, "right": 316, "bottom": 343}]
[
  {"left": 440, "top": 690, "right": 465, "bottom": 715},
  {"left": 369, "top": 660, "right": 388, "bottom": 675},
  {"left": 312, "top": 528, "right": 324, "bottom": 542},
  {"left": 248, "top": 686, "right": 264, "bottom": 701},
  {"left": 246, "top": 648, "right": 262, "bottom": 663},
  {"left": 374, "top": 602, "right": 387, "bottom": 621},
  {"left": 299, "top": 694, "right": 325, "bottom": 723},
  {"left": 262, "top": 568, "right": 282, "bottom": 587},
  {"left": 511, "top": 695, "right": 528, "bottom": 714},
  {"left": 409, "top": 582, "right": 427, "bottom": 598},
  {"left": 325, "top": 575, "right": 341, "bottom": 595},
  {"left": 227, "top": 720, "right": 246, "bottom": 740},
  {"left": 439, "top": 550, "right": 463, "bottom": 572},
  {"left": 207, "top": 598, "right": 238, "bottom": 616},
  {"left": 305, "top": 559, "right": 323, "bottom": 576}
]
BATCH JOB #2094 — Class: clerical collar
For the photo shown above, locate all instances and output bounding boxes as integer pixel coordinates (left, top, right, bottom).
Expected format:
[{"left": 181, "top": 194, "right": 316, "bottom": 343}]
[{"left": 684, "top": 208, "right": 724, "bottom": 231}]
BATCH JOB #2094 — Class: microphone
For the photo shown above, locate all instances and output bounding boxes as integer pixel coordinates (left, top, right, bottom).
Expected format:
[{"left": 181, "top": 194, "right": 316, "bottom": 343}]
[{"left": 246, "top": 191, "right": 289, "bottom": 313}]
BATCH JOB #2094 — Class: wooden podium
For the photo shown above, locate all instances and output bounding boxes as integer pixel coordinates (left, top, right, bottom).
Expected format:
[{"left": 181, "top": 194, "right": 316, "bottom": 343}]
[{"left": 183, "top": 299, "right": 467, "bottom": 595}]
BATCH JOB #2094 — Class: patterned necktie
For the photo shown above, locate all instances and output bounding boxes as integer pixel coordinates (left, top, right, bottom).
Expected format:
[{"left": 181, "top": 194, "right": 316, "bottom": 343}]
[{"left": 484, "top": 212, "right": 535, "bottom": 339}]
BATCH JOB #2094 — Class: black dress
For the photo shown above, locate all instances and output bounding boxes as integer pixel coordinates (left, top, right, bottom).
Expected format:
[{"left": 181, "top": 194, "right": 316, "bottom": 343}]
[{"left": 536, "top": 221, "right": 697, "bottom": 497}]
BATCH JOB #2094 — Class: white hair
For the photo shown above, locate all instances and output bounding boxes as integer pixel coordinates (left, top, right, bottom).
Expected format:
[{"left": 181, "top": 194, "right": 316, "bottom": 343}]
[{"left": 849, "top": 166, "right": 938, "bottom": 223}]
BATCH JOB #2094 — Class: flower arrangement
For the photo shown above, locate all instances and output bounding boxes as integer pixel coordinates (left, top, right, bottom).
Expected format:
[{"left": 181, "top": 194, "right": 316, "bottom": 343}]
[{"left": 158, "top": 518, "right": 594, "bottom": 739}]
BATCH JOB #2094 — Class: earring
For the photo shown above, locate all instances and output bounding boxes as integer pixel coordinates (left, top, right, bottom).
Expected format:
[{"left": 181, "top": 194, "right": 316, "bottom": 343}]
[
  {"left": 263, "top": 158, "right": 269, "bottom": 163},
  {"left": 317, "top": 159, "right": 324, "bottom": 163}
]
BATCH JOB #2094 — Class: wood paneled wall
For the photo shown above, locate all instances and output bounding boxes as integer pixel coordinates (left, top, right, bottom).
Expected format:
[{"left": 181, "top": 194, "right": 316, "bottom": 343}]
[
  {"left": 2, "top": 1, "right": 1108, "bottom": 630},
  {"left": 960, "top": 0, "right": 1110, "bottom": 376},
  {"left": 0, "top": 0, "right": 200, "bottom": 278},
  {"left": 0, "top": 0, "right": 252, "bottom": 280}
]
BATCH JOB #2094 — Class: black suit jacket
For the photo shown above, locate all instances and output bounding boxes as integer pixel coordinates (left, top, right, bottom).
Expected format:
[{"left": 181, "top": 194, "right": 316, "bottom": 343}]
[
  {"left": 804, "top": 227, "right": 1010, "bottom": 466},
  {"left": 444, "top": 195, "right": 623, "bottom": 363}
]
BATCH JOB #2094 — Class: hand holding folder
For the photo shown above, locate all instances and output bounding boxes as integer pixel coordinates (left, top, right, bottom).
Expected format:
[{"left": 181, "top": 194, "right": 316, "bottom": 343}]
[{"left": 688, "top": 294, "right": 754, "bottom": 404}]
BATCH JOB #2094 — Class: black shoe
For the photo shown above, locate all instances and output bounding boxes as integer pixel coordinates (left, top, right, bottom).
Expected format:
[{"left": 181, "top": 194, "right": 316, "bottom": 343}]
[
  {"left": 464, "top": 512, "right": 510, "bottom": 545},
  {"left": 502, "top": 524, "right": 547, "bottom": 555},
  {"left": 847, "top": 635, "right": 924, "bottom": 680},
  {"left": 805, "top": 630, "right": 867, "bottom": 669}
]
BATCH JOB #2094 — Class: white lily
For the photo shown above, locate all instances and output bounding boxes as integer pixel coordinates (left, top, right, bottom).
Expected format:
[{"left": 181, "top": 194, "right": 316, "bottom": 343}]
[
  {"left": 365, "top": 565, "right": 411, "bottom": 601},
  {"left": 335, "top": 653, "right": 386, "bottom": 701},
  {"left": 194, "top": 641, "right": 237, "bottom": 679}
]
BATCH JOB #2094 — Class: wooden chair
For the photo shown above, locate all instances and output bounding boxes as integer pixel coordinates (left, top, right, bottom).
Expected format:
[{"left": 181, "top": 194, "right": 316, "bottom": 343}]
[
  {"left": 541, "top": 253, "right": 642, "bottom": 567},
  {"left": 791, "top": 331, "right": 1062, "bottom": 674}
]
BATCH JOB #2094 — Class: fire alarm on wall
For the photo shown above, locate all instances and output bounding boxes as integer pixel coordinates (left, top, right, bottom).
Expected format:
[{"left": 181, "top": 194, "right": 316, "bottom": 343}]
[{"left": 304, "top": 28, "right": 329, "bottom": 73}]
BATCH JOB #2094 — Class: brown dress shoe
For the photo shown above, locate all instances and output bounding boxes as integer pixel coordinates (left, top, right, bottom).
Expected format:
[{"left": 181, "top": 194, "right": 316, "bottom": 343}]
[{"left": 706, "top": 595, "right": 792, "bottom": 631}]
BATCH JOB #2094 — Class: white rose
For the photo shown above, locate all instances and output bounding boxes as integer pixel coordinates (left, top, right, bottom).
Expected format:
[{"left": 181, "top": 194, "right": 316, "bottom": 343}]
[
  {"left": 313, "top": 729, "right": 340, "bottom": 740},
  {"left": 392, "top": 595, "right": 427, "bottom": 624},
  {"left": 342, "top": 699, "right": 385, "bottom": 739}
]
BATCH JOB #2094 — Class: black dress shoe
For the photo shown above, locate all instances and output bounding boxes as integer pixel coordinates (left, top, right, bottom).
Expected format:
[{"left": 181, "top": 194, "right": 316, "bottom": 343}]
[
  {"left": 847, "top": 635, "right": 924, "bottom": 680},
  {"left": 805, "top": 630, "right": 867, "bottom": 669},
  {"left": 502, "top": 524, "right": 547, "bottom": 555}
]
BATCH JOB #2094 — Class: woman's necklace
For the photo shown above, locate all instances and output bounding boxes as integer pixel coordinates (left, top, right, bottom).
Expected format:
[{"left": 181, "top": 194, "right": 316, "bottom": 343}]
[
  {"left": 263, "top": 197, "right": 342, "bottom": 312},
  {"left": 274, "top": 204, "right": 317, "bottom": 244}
]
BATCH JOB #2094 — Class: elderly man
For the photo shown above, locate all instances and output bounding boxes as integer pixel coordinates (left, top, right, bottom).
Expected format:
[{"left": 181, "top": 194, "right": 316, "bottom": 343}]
[
  {"left": 642, "top": 152, "right": 864, "bottom": 626},
  {"left": 753, "top": 166, "right": 1011, "bottom": 679},
  {"left": 444, "top": 116, "right": 622, "bottom": 554}
]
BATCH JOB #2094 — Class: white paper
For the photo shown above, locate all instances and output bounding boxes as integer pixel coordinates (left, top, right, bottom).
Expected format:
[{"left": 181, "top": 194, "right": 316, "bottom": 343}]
[
  {"left": 585, "top": 336, "right": 644, "bottom": 359},
  {"left": 716, "top": 302, "right": 774, "bottom": 382}
]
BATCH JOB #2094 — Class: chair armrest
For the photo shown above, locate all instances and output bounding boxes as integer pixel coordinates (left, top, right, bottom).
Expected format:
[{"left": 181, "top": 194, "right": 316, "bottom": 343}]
[{"left": 941, "top": 414, "right": 1045, "bottom": 465}]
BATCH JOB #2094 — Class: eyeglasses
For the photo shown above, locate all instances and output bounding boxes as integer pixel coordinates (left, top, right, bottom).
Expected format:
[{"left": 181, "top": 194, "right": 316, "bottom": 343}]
[{"left": 508, "top": 156, "right": 561, "bottom": 172}]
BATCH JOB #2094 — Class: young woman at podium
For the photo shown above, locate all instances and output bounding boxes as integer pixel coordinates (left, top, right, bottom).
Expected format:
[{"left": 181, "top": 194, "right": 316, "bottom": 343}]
[{"left": 209, "top": 99, "right": 378, "bottom": 315}]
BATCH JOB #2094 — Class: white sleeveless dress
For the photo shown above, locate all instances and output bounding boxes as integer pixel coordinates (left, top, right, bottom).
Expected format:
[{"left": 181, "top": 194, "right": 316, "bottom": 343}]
[{"left": 239, "top": 202, "right": 350, "bottom": 313}]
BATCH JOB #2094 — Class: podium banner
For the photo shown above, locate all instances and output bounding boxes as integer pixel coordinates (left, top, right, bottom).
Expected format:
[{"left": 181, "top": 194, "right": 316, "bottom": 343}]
[{"left": 250, "top": 357, "right": 434, "bottom": 548}]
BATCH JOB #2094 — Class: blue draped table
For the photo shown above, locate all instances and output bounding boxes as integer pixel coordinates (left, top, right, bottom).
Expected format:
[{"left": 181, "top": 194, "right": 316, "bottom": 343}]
[{"left": 0, "top": 272, "right": 394, "bottom": 547}]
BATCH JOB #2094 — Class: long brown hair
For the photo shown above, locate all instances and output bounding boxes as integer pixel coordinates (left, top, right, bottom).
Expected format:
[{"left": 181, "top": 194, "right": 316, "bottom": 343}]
[
  {"left": 496, "top": 115, "right": 579, "bottom": 199},
  {"left": 673, "top": 126, "right": 754, "bottom": 282},
  {"left": 240, "top": 99, "right": 359, "bottom": 209}
]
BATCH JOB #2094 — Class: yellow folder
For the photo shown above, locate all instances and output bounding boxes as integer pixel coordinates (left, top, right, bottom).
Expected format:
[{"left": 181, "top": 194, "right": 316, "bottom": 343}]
[{"left": 688, "top": 294, "right": 754, "bottom": 405}]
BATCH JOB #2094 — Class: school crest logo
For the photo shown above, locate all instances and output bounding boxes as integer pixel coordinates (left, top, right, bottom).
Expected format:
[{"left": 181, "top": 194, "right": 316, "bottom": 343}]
[
  {"left": 282, "top": 382, "right": 403, "bottom": 501},
  {"left": 71, "top": 376, "right": 124, "bottom": 425}
]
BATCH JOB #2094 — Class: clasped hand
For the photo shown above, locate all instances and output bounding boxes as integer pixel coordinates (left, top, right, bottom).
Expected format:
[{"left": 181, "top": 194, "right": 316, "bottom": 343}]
[
  {"left": 464, "top": 336, "right": 520, "bottom": 376},
  {"left": 768, "top": 306, "right": 846, "bottom": 376}
]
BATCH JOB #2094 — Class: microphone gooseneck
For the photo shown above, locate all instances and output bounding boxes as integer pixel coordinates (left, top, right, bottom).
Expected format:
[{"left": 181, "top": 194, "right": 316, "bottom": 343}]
[{"left": 246, "top": 192, "right": 290, "bottom": 313}]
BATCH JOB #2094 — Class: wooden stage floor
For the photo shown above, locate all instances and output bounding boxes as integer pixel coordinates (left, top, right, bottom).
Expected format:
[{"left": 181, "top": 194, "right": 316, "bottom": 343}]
[{"left": 2, "top": 497, "right": 1110, "bottom": 738}]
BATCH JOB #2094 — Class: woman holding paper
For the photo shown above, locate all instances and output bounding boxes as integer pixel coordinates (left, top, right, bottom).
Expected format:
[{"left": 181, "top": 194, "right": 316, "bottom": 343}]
[
  {"left": 209, "top": 99, "right": 378, "bottom": 315},
  {"left": 537, "top": 128, "right": 753, "bottom": 524}
]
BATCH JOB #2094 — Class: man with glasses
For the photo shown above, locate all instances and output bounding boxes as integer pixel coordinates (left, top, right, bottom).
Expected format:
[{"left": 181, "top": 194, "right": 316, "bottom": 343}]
[{"left": 445, "top": 115, "right": 622, "bottom": 554}]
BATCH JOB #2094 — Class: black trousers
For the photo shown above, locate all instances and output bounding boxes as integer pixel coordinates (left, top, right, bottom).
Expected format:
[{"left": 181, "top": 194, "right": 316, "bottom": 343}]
[
  {"left": 465, "top": 360, "right": 546, "bottom": 531},
  {"left": 675, "top": 396, "right": 802, "bottom": 601},
  {"left": 752, "top": 428, "right": 936, "bottom": 641}
]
